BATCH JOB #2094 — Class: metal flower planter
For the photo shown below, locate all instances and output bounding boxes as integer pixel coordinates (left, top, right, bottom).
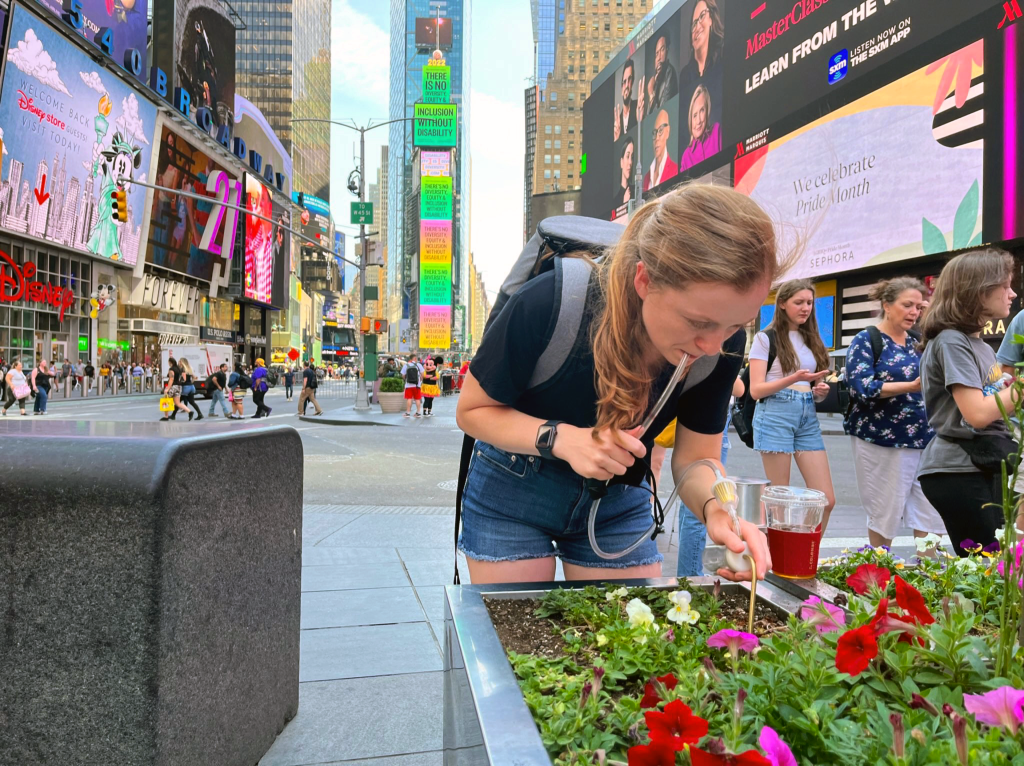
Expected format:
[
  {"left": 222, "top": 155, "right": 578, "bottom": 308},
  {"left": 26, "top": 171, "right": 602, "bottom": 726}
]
[{"left": 441, "top": 575, "right": 812, "bottom": 766}]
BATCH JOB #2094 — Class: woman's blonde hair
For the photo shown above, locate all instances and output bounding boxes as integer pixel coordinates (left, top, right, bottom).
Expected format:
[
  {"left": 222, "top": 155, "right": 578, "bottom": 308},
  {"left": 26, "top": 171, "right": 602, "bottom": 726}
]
[
  {"left": 688, "top": 85, "right": 712, "bottom": 143},
  {"left": 591, "top": 184, "right": 780, "bottom": 434},
  {"left": 919, "top": 248, "right": 1014, "bottom": 349},
  {"left": 768, "top": 279, "right": 830, "bottom": 375},
  {"left": 179, "top": 358, "right": 193, "bottom": 376}
]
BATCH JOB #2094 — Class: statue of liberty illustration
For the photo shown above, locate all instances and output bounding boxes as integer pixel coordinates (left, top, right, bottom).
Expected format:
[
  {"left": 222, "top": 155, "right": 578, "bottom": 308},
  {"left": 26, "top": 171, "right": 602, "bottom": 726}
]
[{"left": 85, "top": 93, "right": 142, "bottom": 261}]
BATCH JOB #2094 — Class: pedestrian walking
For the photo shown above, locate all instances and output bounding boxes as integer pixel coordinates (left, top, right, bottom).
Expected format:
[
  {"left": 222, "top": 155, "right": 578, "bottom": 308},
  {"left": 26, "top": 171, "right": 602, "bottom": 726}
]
[
  {"left": 207, "top": 363, "right": 230, "bottom": 417},
  {"left": 284, "top": 367, "right": 295, "bottom": 401},
  {"left": 402, "top": 353, "right": 424, "bottom": 417},
  {"left": 251, "top": 358, "right": 272, "bottom": 418},
  {"left": 228, "top": 363, "right": 251, "bottom": 419},
  {"left": 298, "top": 360, "right": 323, "bottom": 416},
  {"left": 179, "top": 358, "right": 202, "bottom": 420},
  {"left": 844, "top": 277, "right": 945, "bottom": 548},
  {"left": 30, "top": 359, "right": 55, "bottom": 415},
  {"left": 61, "top": 359, "right": 73, "bottom": 391},
  {"left": 3, "top": 360, "right": 31, "bottom": 416},
  {"left": 747, "top": 279, "right": 836, "bottom": 533},
  {"left": 84, "top": 361, "right": 95, "bottom": 390},
  {"left": 161, "top": 356, "right": 192, "bottom": 421},
  {"left": 132, "top": 362, "right": 143, "bottom": 392},
  {"left": 456, "top": 185, "right": 777, "bottom": 584},
  {"left": 917, "top": 248, "right": 1020, "bottom": 555},
  {"left": 421, "top": 356, "right": 440, "bottom": 416}
]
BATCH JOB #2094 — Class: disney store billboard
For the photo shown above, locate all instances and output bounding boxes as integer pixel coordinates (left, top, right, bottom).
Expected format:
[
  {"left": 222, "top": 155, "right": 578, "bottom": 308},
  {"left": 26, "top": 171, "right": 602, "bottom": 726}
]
[{"left": 0, "top": 4, "right": 156, "bottom": 266}]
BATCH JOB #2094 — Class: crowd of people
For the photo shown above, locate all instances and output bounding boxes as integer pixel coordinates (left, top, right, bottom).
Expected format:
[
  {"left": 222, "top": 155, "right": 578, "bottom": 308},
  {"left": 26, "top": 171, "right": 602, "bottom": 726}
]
[
  {"left": 375, "top": 354, "right": 469, "bottom": 417},
  {"left": 0, "top": 357, "right": 156, "bottom": 415}
]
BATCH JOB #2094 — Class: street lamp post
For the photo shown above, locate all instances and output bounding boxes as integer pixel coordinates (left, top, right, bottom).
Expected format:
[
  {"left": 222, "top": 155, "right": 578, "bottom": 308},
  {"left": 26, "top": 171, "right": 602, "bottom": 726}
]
[{"left": 292, "top": 116, "right": 418, "bottom": 411}]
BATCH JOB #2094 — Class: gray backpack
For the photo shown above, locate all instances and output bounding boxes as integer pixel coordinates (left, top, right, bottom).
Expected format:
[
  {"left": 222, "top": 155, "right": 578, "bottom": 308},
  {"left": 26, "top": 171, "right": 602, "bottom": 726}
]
[{"left": 453, "top": 216, "right": 722, "bottom": 583}]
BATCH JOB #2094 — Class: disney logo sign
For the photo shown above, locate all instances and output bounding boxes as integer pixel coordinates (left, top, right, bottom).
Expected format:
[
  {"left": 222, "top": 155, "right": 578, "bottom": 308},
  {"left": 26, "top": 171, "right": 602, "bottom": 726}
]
[
  {"left": 0, "top": 250, "right": 75, "bottom": 321},
  {"left": 16, "top": 91, "right": 67, "bottom": 130}
]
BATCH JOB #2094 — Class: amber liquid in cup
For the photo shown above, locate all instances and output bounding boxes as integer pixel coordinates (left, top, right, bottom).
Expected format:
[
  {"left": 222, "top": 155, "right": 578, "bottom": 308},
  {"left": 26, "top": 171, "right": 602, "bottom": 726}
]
[{"left": 766, "top": 524, "right": 822, "bottom": 579}]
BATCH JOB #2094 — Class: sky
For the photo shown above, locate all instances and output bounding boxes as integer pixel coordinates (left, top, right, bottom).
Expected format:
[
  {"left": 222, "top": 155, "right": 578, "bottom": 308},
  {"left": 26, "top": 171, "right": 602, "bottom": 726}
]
[{"left": 329, "top": 0, "right": 534, "bottom": 298}]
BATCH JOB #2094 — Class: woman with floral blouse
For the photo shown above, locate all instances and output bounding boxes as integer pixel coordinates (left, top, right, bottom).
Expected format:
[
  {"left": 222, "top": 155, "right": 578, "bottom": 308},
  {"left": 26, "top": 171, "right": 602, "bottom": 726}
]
[{"left": 844, "top": 277, "right": 946, "bottom": 548}]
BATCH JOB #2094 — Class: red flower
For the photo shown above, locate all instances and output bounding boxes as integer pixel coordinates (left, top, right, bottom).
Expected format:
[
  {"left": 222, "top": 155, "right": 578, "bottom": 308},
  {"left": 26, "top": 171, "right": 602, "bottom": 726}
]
[
  {"left": 894, "top": 575, "right": 935, "bottom": 625},
  {"left": 835, "top": 624, "right": 879, "bottom": 676},
  {"left": 627, "top": 739, "right": 678, "bottom": 766},
  {"left": 640, "top": 673, "right": 679, "bottom": 709},
  {"left": 690, "top": 747, "right": 771, "bottom": 765},
  {"left": 845, "top": 563, "right": 891, "bottom": 595},
  {"left": 645, "top": 700, "right": 709, "bottom": 751}
]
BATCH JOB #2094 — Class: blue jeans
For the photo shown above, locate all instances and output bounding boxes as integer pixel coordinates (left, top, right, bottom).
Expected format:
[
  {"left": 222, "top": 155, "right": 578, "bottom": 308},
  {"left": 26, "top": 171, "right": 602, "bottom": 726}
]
[
  {"left": 33, "top": 387, "right": 48, "bottom": 413},
  {"left": 459, "top": 441, "right": 663, "bottom": 568},
  {"left": 208, "top": 389, "right": 229, "bottom": 416},
  {"left": 753, "top": 388, "right": 825, "bottom": 453},
  {"left": 676, "top": 422, "right": 731, "bottom": 577}
]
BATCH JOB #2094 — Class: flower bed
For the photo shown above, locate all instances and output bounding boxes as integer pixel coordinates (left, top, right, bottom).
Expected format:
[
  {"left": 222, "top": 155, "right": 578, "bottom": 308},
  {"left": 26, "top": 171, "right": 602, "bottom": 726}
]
[{"left": 491, "top": 569, "right": 1024, "bottom": 765}]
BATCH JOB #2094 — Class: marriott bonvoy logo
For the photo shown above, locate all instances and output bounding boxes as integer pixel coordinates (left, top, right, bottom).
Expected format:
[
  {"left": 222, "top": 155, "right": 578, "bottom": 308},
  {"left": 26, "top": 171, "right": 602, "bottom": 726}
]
[
  {"left": 0, "top": 250, "right": 75, "bottom": 321},
  {"left": 16, "top": 90, "right": 67, "bottom": 130},
  {"left": 746, "top": 0, "right": 833, "bottom": 58}
]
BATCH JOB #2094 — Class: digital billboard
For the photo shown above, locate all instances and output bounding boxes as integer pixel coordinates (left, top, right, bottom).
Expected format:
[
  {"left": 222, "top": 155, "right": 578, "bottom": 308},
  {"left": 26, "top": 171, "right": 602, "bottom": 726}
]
[
  {"left": 146, "top": 125, "right": 235, "bottom": 281},
  {"left": 414, "top": 104, "right": 457, "bottom": 147},
  {"left": 420, "top": 150, "right": 451, "bottom": 177},
  {"left": 0, "top": 4, "right": 156, "bottom": 265},
  {"left": 735, "top": 42, "right": 985, "bottom": 281},
  {"left": 172, "top": 0, "right": 236, "bottom": 132},
  {"left": 270, "top": 199, "right": 290, "bottom": 309},
  {"left": 420, "top": 176, "right": 453, "bottom": 220},
  {"left": 244, "top": 174, "right": 274, "bottom": 306},
  {"left": 35, "top": 0, "right": 148, "bottom": 79},
  {"left": 415, "top": 17, "right": 453, "bottom": 48}
]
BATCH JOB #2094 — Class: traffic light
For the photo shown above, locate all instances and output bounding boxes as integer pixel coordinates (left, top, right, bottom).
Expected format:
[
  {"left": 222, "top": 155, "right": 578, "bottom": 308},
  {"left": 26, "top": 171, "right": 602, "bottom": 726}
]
[
  {"left": 360, "top": 317, "right": 371, "bottom": 333},
  {"left": 110, "top": 189, "right": 127, "bottom": 223},
  {"left": 372, "top": 319, "right": 388, "bottom": 334}
]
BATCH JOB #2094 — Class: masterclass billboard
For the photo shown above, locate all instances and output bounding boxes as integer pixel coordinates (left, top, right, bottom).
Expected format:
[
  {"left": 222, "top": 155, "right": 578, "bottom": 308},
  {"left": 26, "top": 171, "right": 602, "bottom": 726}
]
[{"left": 582, "top": 0, "right": 1010, "bottom": 226}]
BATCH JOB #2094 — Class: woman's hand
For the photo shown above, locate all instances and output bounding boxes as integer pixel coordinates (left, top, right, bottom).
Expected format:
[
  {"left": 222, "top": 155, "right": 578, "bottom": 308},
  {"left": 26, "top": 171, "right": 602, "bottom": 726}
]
[
  {"left": 552, "top": 424, "right": 646, "bottom": 481},
  {"left": 812, "top": 381, "right": 830, "bottom": 402},
  {"left": 791, "top": 369, "right": 829, "bottom": 385},
  {"left": 905, "top": 377, "right": 921, "bottom": 393},
  {"left": 705, "top": 507, "right": 771, "bottom": 582}
]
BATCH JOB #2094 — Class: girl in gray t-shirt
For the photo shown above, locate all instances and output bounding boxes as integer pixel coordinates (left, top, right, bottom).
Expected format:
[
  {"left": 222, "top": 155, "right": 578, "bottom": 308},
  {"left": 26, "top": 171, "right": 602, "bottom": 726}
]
[{"left": 916, "top": 249, "right": 1018, "bottom": 555}]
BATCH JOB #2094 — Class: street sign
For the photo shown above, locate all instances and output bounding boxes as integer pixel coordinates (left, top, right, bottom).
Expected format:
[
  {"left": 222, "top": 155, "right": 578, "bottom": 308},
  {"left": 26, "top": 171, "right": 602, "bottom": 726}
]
[
  {"left": 351, "top": 202, "right": 374, "bottom": 225},
  {"left": 287, "top": 348, "right": 300, "bottom": 361}
]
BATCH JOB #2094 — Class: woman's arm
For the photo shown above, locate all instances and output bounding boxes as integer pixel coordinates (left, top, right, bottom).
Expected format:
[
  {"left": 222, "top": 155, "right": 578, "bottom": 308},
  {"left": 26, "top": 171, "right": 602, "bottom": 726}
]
[
  {"left": 670, "top": 425, "right": 770, "bottom": 581},
  {"left": 950, "top": 384, "right": 1018, "bottom": 430},
  {"left": 846, "top": 333, "right": 920, "bottom": 399},
  {"left": 748, "top": 359, "right": 823, "bottom": 400},
  {"left": 456, "top": 371, "right": 646, "bottom": 481}
]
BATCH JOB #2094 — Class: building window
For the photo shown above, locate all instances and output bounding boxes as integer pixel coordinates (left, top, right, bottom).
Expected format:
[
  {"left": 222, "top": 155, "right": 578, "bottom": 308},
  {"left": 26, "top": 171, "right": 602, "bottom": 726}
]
[
  {"left": 554, "top": 170, "right": 561, "bottom": 178},
  {"left": 546, "top": 184, "right": 552, "bottom": 191},
  {"left": 545, "top": 155, "right": 552, "bottom": 164},
  {"left": 568, "top": 64, "right": 574, "bottom": 73},
  {"left": 544, "top": 171, "right": 551, "bottom": 179},
  {"left": 569, "top": 126, "right": 576, "bottom": 134},
  {"left": 550, "top": 91, "right": 557, "bottom": 101},
  {"left": 544, "top": 139, "right": 552, "bottom": 148},
  {"left": 554, "top": 155, "right": 561, "bottom": 163},
  {"left": 554, "top": 140, "right": 561, "bottom": 148},
  {"left": 555, "top": 125, "right": 562, "bottom": 134},
  {"left": 568, "top": 173, "right": 574, "bottom": 179},
  {"left": 545, "top": 125, "right": 552, "bottom": 134},
  {"left": 568, "top": 140, "right": 575, "bottom": 149},
  {"left": 568, "top": 93, "right": 575, "bottom": 101},
  {"left": 568, "top": 155, "right": 573, "bottom": 163},
  {"left": 592, "top": 65, "right": 598, "bottom": 73}
]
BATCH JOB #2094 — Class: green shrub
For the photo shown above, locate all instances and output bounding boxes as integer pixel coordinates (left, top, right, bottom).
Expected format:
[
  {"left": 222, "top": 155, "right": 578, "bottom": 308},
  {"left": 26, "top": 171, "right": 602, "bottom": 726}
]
[{"left": 380, "top": 376, "right": 405, "bottom": 393}]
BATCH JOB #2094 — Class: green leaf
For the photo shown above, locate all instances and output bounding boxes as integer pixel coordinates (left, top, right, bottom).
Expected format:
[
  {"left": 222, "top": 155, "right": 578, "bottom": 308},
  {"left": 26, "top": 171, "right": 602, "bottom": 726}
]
[
  {"left": 922, "top": 218, "right": 948, "bottom": 254},
  {"left": 952, "top": 180, "right": 980, "bottom": 250},
  {"left": 968, "top": 232, "right": 983, "bottom": 248}
]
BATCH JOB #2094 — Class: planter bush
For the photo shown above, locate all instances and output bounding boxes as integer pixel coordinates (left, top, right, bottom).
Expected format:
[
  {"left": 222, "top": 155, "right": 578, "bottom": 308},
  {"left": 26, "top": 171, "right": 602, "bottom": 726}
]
[{"left": 378, "top": 376, "right": 405, "bottom": 413}]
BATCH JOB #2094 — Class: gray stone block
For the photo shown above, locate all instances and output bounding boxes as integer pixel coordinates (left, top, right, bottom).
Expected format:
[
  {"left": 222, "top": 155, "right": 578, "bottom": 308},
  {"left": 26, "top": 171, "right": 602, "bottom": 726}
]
[{"left": 0, "top": 421, "right": 302, "bottom": 766}]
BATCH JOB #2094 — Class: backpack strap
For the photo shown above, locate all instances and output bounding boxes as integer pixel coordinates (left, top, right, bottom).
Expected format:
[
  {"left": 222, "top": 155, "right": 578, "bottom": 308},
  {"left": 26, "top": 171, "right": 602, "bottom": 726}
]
[
  {"left": 765, "top": 328, "right": 777, "bottom": 374},
  {"left": 453, "top": 432, "right": 475, "bottom": 585},
  {"left": 527, "top": 257, "right": 594, "bottom": 390},
  {"left": 866, "top": 325, "right": 884, "bottom": 366}
]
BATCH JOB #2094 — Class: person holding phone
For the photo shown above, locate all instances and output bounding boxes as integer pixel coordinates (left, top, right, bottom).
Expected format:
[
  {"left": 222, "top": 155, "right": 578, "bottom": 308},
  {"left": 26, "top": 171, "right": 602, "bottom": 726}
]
[{"left": 747, "top": 279, "right": 837, "bottom": 533}]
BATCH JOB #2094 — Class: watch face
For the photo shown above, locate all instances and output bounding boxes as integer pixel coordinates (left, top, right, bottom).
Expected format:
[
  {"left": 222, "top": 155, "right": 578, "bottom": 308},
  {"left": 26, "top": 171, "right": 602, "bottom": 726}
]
[{"left": 538, "top": 425, "right": 555, "bottom": 449}]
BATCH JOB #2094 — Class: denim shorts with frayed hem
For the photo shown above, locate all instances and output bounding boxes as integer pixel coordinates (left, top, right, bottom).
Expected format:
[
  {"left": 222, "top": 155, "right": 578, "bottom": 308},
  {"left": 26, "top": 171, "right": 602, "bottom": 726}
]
[
  {"left": 752, "top": 388, "right": 825, "bottom": 454},
  {"left": 458, "top": 441, "right": 663, "bottom": 569}
]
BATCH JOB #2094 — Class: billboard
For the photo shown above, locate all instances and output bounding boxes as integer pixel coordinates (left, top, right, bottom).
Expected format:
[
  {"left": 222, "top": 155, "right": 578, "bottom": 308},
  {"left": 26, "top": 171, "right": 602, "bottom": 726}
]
[
  {"left": 422, "top": 64, "right": 450, "bottom": 103},
  {"left": 0, "top": 4, "right": 156, "bottom": 265},
  {"left": 34, "top": 0, "right": 148, "bottom": 77},
  {"left": 270, "top": 199, "right": 290, "bottom": 309},
  {"left": 243, "top": 174, "right": 274, "bottom": 305},
  {"left": 420, "top": 150, "right": 451, "bottom": 177},
  {"left": 736, "top": 42, "right": 985, "bottom": 281},
  {"left": 234, "top": 94, "right": 292, "bottom": 195},
  {"left": 420, "top": 176, "right": 453, "bottom": 219},
  {"left": 172, "top": 0, "right": 236, "bottom": 131},
  {"left": 415, "top": 17, "right": 453, "bottom": 48},
  {"left": 414, "top": 104, "right": 457, "bottom": 147},
  {"left": 146, "top": 125, "right": 235, "bottom": 281}
]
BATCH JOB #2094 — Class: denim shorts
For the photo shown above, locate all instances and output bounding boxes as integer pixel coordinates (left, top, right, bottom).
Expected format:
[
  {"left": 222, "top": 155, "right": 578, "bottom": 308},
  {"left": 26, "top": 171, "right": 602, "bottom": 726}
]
[
  {"left": 458, "top": 441, "right": 663, "bottom": 569},
  {"left": 752, "top": 388, "right": 825, "bottom": 454}
]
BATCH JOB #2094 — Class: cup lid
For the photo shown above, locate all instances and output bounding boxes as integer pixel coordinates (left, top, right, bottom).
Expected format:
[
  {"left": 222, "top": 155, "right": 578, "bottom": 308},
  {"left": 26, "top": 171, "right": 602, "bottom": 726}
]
[{"left": 762, "top": 486, "right": 827, "bottom": 503}]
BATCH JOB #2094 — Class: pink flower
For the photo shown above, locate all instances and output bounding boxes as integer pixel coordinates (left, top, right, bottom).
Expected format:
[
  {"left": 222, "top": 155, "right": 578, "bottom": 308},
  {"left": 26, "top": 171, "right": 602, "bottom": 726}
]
[
  {"left": 799, "top": 596, "right": 846, "bottom": 635},
  {"left": 997, "top": 541, "right": 1024, "bottom": 587},
  {"left": 963, "top": 687, "right": 1024, "bottom": 735},
  {"left": 926, "top": 41, "right": 984, "bottom": 115},
  {"left": 758, "top": 726, "right": 797, "bottom": 766},
  {"left": 707, "top": 629, "right": 759, "bottom": 654}
]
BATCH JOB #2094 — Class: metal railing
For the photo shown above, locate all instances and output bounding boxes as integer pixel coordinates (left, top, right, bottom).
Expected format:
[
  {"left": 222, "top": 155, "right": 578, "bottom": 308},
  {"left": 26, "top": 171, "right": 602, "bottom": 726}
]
[{"left": 310, "top": 378, "right": 360, "bottom": 399}]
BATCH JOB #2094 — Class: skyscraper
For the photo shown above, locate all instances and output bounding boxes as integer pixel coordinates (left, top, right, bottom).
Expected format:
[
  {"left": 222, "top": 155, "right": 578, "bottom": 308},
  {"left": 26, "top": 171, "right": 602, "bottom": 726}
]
[
  {"left": 388, "top": 0, "right": 471, "bottom": 353},
  {"left": 235, "top": 0, "right": 331, "bottom": 201},
  {"left": 523, "top": 0, "right": 648, "bottom": 240}
]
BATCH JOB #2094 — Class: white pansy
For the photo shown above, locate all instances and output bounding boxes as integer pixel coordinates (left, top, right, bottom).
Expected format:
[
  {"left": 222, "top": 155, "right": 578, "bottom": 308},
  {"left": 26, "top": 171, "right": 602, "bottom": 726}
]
[
  {"left": 625, "top": 598, "right": 655, "bottom": 628},
  {"left": 606, "top": 587, "right": 629, "bottom": 601},
  {"left": 666, "top": 605, "right": 688, "bottom": 624},
  {"left": 994, "top": 526, "right": 1024, "bottom": 539},
  {"left": 915, "top": 533, "right": 943, "bottom": 552},
  {"left": 668, "top": 590, "right": 692, "bottom": 608},
  {"left": 954, "top": 556, "right": 980, "bottom": 571}
]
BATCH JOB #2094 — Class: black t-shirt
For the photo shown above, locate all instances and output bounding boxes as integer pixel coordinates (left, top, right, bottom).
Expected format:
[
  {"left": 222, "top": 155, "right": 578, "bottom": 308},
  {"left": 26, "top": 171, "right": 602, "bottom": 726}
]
[
  {"left": 470, "top": 270, "right": 744, "bottom": 486},
  {"left": 303, "top": 368, "right": 317, "bottom": 389},
  {"left": 212, "top": 371, "right": 227, "bottom": 390}
]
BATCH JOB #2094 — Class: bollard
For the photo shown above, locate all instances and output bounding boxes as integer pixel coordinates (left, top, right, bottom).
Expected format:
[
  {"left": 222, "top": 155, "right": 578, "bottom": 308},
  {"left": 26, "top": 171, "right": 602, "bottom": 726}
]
[
  {"left": 111, "top": 377, "right": 119, "bottom": 396},
  {"left": 64, "top": 376, "right": 73, "bottom": 399},
  {"left": 82, "top": 377, "right": 91, "bottom": 398}
]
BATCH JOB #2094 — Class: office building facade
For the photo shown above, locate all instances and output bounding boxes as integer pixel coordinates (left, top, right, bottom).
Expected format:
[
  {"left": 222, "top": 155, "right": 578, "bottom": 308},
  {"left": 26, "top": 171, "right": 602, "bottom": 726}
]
[{"left": 388, "top": 0, "right": 471, "bottom": 353}]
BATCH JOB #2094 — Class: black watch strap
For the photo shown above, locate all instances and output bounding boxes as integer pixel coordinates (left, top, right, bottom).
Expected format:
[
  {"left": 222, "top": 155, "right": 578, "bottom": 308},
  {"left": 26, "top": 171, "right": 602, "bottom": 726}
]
[{"left": 535, "top": 420, "right": 563, "bottom": 461}]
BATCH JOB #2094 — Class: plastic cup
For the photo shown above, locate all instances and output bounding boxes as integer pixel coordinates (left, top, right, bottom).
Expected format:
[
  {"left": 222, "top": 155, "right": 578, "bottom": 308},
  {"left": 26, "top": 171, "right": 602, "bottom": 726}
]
[{"left": 763, "top": 486, "right": 827, "bottom": 579}]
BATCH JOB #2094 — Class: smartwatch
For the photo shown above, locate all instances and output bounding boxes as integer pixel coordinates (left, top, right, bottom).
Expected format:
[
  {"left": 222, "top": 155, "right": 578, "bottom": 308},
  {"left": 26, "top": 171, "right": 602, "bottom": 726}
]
[{"left": 535, "top": 420, "right": 563, "bottom": 461}]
